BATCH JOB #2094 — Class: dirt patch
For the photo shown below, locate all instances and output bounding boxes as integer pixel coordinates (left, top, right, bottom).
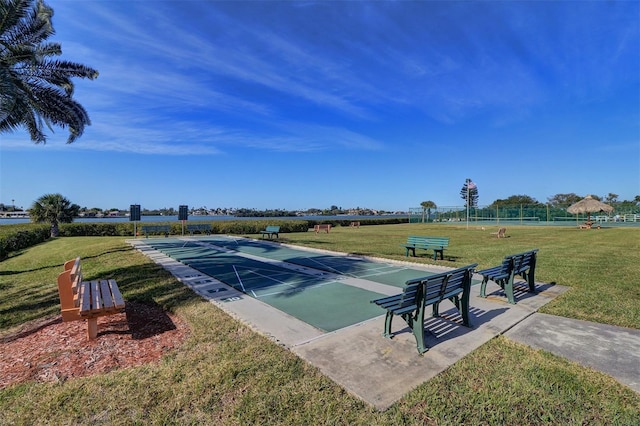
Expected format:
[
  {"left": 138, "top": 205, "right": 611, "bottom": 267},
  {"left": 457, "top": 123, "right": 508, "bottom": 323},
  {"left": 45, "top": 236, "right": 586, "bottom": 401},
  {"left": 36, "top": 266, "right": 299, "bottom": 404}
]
[{"left": 0, "top": 301, "right": 189, "bottom": 389}]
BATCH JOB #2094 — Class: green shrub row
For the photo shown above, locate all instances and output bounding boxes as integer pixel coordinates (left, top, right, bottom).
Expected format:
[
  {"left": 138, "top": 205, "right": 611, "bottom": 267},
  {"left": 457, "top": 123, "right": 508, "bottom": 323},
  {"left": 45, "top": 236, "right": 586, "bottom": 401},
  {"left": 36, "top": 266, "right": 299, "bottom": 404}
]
[
  {"left": 0, "top": 218, "right": 404, "bottom": 258},
  {"left": 0, "top": 225, "right": 50, "bottom": 260},
  {"left": 59, "top": 222, "right": 135, "bottom": 237}
]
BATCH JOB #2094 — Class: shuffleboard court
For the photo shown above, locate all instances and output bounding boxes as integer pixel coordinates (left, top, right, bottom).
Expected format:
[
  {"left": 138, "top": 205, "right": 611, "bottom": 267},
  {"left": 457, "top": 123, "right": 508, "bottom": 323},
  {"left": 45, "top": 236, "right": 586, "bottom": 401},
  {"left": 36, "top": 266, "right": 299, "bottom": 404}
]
[
  {"left": 140, "top": 238, "right": 386, "bottom": 331},
  {"left": 199, "top": 235, "right": 438, "bottom": 288}
]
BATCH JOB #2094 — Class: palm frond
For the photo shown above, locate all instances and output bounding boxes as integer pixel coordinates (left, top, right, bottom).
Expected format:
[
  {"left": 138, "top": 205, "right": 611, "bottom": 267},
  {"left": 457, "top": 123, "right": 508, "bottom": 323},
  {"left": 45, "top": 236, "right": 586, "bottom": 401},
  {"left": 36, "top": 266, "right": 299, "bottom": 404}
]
[{"left": 0, "top": 0, "right": 98, "bottom": 144}]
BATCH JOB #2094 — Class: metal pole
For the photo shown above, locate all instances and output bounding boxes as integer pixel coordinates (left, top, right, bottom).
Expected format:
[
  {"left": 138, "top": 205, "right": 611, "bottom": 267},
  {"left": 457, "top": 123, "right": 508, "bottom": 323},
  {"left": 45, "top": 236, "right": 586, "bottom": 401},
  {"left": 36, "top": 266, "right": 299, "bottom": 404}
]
[{"left": 466, "top": 179, "right": 470, "bottom": 229}]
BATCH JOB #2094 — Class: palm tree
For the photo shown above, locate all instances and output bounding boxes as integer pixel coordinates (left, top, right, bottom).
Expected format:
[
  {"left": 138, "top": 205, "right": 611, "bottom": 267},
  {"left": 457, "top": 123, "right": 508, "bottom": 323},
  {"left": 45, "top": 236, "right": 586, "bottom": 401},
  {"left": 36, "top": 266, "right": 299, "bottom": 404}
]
[
  {"left": 0, "top": 0, "right": 98, "bottom": 144},
  {"left": 29, "top": 193, "right": 79, "bottom": 237},
  {"left": 420, "top": 201, "right": 437, "bottom": 223}
]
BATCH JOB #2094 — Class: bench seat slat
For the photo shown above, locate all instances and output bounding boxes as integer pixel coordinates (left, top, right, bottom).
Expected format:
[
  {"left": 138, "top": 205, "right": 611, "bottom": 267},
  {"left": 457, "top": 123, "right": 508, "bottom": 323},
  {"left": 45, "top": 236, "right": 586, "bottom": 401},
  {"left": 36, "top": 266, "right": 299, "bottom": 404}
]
[
  {"left": 79, "top": 280, "right": 92, "bottom": 312},
  {"left": 109, "top": 279, "right": 126, "bottom": 309},
  {"left": 99, "top": 279, "right": 115, "bottom": 310},
  {"left": 90, "top": 280, "right": 102, "bottom": 313}
]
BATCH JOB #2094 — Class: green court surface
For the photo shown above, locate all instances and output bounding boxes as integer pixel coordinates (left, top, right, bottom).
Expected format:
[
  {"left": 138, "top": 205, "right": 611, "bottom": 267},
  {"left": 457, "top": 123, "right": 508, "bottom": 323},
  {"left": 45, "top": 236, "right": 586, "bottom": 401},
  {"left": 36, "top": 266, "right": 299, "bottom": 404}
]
[
  {"left": 142, "top": 237, "right": 451, "bottom": 332},
  {"left": 198, "top": 236, "right": 436, "bottom": 287}
]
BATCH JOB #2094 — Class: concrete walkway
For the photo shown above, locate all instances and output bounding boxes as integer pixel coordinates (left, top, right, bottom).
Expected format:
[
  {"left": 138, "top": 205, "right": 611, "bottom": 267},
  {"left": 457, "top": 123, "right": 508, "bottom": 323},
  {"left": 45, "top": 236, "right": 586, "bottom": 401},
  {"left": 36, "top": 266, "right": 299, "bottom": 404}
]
[
  {"left": 128, "top": 238, "right": 638, "bottom": 410},
  {"left": 505, "top": 313, "right": 640, "bottom": 393}
]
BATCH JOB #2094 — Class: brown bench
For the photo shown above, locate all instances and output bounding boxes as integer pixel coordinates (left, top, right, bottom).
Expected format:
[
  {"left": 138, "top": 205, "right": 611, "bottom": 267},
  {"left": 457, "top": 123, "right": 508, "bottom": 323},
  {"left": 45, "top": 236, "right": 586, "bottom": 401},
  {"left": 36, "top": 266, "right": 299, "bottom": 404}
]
[
  {"left": 490, "top": 227, "right": 507, "bottom": 238},
  {"left": 349, "top": 221, "right": 360, "bottom": 228},
  {"left": 314, "top": 224, "right": 331, "bottom": 233},
  {"left": 57, "top": 257, "right": 125, "bottom": 340}
]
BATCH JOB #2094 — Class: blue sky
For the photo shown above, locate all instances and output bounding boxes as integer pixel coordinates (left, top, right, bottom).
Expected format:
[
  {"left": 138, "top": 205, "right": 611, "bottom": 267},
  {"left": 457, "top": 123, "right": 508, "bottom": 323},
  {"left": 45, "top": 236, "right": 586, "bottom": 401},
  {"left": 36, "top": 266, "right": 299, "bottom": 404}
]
[{"left": 1, "top": 0, "right": 639, "bottom": 211}]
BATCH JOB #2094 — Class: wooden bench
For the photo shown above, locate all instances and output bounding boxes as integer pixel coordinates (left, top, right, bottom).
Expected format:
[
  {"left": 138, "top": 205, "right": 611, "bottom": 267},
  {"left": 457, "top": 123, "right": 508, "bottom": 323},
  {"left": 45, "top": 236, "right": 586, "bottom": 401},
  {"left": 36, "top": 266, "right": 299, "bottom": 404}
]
[
  {"left": 401, "top": 236, "right": 449, "bottom": 260},
  {"left": 141, "top": 225, "right": 170, "bottom": 238},
  {"left": 260, "top": 225, "right": 280, "bottom": 239},
  {"left": 57, "top": 257, "right": 125, "bottom": 340},
  {"left": 477, "top": 249, "right": 539, "bottom": 304},
  {"left": 187, "top": 223, "right": 211, "bottom": 235},
  {"left": 349, "top": 221, "right": 360, "bottom": 228},
  {"left": 579, "top": 221, "right": 600, "bottom": 230},
  {"left": 491, "top": 227, "right": 507, "bottom": 238},
  {"left": 314, "top": 224, "right": 331, "bottom": 233},
  {"left": 371, "top": 264, "right": 477, "bottom": 354}
]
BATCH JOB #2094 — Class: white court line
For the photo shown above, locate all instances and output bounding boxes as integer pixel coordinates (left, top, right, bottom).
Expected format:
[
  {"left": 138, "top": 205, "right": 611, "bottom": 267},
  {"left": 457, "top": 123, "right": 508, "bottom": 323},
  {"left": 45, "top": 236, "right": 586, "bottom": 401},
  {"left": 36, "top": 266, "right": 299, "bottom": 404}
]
[
  {"left": 304, "top": 257, "right": 357, "bottom": 277},
  {"left": 232, "top": 265, "right": 251, "bottom": 295},
  {"left": 255, "top": 279, "right": 337, "bottom": 298},
  {"left": 243, "top": 268, "right": 322, "bottom": 290},
  {"left": 357, "top": 266, "right": 415, "bottom": 279},
  {"left": 234, "top": 267, "right": 330, "bottom": 298}
]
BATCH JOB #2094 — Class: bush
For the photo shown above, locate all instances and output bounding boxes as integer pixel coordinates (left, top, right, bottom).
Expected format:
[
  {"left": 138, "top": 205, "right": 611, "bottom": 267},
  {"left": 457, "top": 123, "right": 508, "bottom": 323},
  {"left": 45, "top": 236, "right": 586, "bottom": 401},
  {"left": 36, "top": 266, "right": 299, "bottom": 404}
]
[
  {"left": 59, "top": 222, "right": 135, "bottom": 237},
  {"left": 0, "top": 225, "right": 50, "bottom": 260},
  {"left": 0, "top": 218, "right": 399, "bottom": 258}
]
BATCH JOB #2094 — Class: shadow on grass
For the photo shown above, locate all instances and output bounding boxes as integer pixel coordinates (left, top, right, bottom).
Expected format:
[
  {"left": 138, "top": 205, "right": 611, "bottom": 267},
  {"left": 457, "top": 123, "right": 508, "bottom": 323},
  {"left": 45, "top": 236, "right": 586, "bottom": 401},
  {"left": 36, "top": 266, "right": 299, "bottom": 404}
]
[
  {"left": 101, "top": 262, "right": 203, "bottom": 311},
  {"left": 98, "top": 301, "right": 178, "bottom": 340},
  {"left": 0, "top": 247, "right": 132, "bottom": 276},
  {"left": 0, "top": 315, "right": 62, "bottom": 343}
]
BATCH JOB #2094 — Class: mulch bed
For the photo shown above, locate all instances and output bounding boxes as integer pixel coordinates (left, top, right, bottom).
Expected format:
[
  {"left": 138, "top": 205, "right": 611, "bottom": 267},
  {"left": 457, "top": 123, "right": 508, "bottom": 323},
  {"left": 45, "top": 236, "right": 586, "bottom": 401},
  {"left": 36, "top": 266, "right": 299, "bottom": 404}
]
[{"left": 0, "top": 301, "right": 190, "bottom": 389}]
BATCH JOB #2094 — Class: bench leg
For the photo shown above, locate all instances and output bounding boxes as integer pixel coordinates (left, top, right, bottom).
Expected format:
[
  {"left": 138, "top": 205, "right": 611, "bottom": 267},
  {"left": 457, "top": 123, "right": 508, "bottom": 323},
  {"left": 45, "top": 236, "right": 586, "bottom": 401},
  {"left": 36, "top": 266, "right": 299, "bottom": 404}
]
[
  {"left": 522, "top": 270, "right": 536, "bottom": 293},
  {"left": 459, "top": 292, "right": 471, "bottom": 327},
  {"left": 87, "top": 318, "right": 98, "bottom": 340},
  {"left": 383, "top": 312, "right": 394, "bottom": 338},
  {"left": 413, "top": 305, "right": 428, "bottom": 354},
  {"left": 504, "top": 277, "right": 516, "bottom": 304},
  {"left": 480, "top": 277, "right": 489, "bottom": 298},
  {"left": 432, "top": 302, "right": 440, "bottom": 318}
]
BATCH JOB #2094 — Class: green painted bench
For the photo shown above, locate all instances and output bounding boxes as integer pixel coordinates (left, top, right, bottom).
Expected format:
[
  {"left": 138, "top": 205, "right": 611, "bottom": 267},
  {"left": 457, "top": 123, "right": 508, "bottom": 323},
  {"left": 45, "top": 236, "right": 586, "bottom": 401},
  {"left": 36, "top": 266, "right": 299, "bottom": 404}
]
[
  {"left": 141, "top": 225, "right": 170, "bottom": 238},
  {"left": 478, "top": 249, "right": 538, "bottom": 304},
  {"left": 260, "top": 225, "right": 280, "bottom": 239},
  {"left": 402, "top": 236, "right": 449, "bottom": 260},
  {"left": 371, "top": 263, "right": 477, "bottom": 354},
  {"left": 187, "top": 223, "right": 211, "bottom": 235}
]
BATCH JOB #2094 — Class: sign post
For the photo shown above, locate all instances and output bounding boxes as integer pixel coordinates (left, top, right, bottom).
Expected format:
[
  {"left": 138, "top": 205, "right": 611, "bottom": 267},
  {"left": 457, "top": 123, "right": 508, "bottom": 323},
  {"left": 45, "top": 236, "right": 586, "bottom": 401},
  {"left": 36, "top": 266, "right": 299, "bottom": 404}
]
[
  {"left": 178, "top": 205, "right": 188, "bottom": 236},
  {"left": 130, "top": 204, "right": 141, "bottom": 237}
]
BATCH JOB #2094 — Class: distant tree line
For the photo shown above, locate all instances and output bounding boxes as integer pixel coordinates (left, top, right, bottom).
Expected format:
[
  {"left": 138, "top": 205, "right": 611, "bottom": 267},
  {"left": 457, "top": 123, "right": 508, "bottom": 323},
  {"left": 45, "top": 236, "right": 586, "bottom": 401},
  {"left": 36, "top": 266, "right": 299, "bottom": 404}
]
[{"left": 418, "top": 192, "right": 640, "bottom": 223}]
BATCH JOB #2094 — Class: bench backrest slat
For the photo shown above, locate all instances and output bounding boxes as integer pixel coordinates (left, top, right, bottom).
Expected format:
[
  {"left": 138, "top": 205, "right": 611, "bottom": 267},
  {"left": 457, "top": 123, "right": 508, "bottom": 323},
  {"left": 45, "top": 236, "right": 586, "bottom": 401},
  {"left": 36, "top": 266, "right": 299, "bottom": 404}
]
[
  {"left": 397, "top": 282, "right": 422, "bottom": 308},
  {"left": 266, "top": 226, "right": 280, "bottom": 232},
  {"left": 63, "top": 257, "right": 80, "bottom": 272},
  {"left": 497, "top": 258, "right": 513, "bottom": 274},
  {"left": 423, "top": 274, "right": 449, "bottom": 302},
  {"left": 506, "top": 250, "right": 538, "bottom": 274},
  {"left": 403, "top": 264, "right": 476, "bottom": 306},
  {"left": 406, "top": 236, "right": 449, "bottom": 247}
]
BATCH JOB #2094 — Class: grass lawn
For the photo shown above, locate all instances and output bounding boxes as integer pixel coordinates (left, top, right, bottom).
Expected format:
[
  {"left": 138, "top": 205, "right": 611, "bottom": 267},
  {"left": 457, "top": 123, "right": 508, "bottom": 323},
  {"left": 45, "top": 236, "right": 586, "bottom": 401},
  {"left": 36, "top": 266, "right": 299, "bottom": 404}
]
[{"left": 1, "top": 224, "right": 639, "bottom": 425}]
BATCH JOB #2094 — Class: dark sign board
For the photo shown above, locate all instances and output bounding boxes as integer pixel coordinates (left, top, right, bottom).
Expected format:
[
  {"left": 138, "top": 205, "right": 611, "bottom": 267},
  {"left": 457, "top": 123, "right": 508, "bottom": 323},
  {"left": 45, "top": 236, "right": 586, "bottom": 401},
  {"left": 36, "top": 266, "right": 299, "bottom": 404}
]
[
  {"left": 130, "top": 204, "right": 141, "bottom": 221},
  {"left": 178, "top": 205, "right": 188, "bottom": 221}
]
